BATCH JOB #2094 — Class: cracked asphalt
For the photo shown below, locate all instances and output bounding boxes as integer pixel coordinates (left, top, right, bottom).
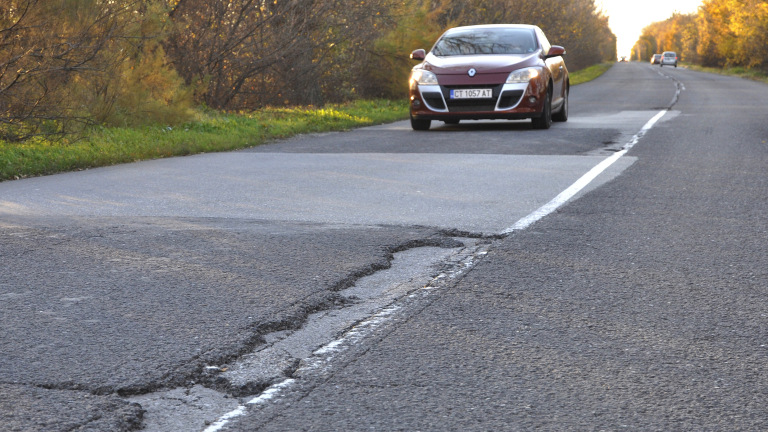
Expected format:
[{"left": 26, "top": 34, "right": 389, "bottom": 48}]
[{"left": 3, "top": 62, "right": 754, "bottom": 431}]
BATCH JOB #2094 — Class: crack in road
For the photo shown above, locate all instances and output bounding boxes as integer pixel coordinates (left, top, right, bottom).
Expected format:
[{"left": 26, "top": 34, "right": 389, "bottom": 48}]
[
  {"left": 654, "top": 66, "right": 685, "bottom": 109},
  {"left": 131, "top": 238, "right": 491, "bottom": 431}
]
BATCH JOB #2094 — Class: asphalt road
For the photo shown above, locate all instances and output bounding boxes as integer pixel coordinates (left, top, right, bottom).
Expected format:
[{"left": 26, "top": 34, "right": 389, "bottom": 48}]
[
  {"left": 3, "top": 61, "right": 765, "bottom": 431},
  {"left": 229, "top": 66, "right": 768, "bottom": 430}
]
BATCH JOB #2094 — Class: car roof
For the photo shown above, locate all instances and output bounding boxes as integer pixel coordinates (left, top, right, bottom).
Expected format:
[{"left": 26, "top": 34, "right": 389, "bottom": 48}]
[
  {"left": 444, "top": 24, "right": 537, "bottom": 33},
  {"left": 663, "top": 51, "right": 676, "bottom": 54}
]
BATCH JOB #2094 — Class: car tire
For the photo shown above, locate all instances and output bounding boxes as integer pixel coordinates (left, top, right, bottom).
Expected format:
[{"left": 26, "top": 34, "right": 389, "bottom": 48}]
[
  {"left": 410, "top": 115, "right": 431, "bottom": 131},
  {"left": 531, "top": 88, "right": 552, "bottom": 130},
  {"left": 552, "top": 87, "right": 568, "bottom": 122},
  {"left": 444, "top": 120, "right": 460, "bottom": 125}
]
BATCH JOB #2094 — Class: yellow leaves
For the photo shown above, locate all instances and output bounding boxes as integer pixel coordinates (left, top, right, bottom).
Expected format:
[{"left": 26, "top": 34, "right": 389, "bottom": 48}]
[{"left": 637, "top": 0, "right": 768, "bottom": 68}]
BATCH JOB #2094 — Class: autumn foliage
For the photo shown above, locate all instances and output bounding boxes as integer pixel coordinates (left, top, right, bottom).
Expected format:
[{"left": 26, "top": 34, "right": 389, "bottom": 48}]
[
  {"left": 0, "top": 0, "right": 192, "bottom": 140},
  {"left": 632, "top": 0, "right": 768, "bottom": 70},
  {"left": 1, "top": 0, "right": 615, "bottom": 139}
]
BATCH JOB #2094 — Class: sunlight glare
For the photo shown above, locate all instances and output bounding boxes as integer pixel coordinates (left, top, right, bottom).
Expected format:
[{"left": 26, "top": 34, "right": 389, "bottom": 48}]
[{"left": 597, "top": 0, "right": 703, "bottom": 58}]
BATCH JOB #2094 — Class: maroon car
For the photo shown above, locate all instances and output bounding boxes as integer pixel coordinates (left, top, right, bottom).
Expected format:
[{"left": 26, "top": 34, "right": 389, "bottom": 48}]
[{"left": 408, "top": 24, "right": 568, "bottom": 130}]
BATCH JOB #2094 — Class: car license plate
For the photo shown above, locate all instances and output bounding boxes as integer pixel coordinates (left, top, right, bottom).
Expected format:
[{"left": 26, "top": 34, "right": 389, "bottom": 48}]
[{"left": 450, "top": 89, "right": 492, "bottom": 99}]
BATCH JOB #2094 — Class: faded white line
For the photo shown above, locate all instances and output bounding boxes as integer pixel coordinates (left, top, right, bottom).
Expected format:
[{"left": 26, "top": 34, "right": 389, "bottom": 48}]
[
  {"left": 203, "top": 378, "right": 296, "bottom": 432},
  {"left": 502, "top": 109, "right": 668, "bottom": 234},
  {"left": 247, "top": 378, "right": 296, "bottom": 404},
  {"left": 201, "top": 306, "right": 402, "bottom": 432},
  {"left": 202, "top": 405, "right": 246, "bottom": 432}
]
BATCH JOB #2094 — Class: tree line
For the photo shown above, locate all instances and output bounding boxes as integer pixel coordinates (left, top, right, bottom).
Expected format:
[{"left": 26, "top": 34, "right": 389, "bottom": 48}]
[
  {"left": 1, "top": 0, "right": 615, "bottom": 140},
  {"left": 632, "top": 0, "right": 768, "bottom": 70}
]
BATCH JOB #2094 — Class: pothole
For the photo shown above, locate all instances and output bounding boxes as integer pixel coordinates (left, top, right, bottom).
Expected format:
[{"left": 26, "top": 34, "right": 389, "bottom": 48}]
[{"left": 129, "top": 238, "right": 487, "bottom": 431}]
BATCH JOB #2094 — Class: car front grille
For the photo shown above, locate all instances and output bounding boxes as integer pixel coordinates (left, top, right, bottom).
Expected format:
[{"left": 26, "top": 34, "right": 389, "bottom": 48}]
[
  {"left": 441, "top": 84, "right": 498, "bottom": 89},
  {"left": 446, "top": 99, "right": 497, "bottom": 112}
]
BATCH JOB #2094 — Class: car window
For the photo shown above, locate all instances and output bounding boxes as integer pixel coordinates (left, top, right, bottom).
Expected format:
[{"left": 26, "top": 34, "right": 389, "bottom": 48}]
[
  {"left": 665, "top": 53, "right": 676, "bottom": 57},
  {"left": 535, "top": 28, "right": 551, "bottom": 55},
  {"left": 432, "top": 28, "right": 538, "bottom": 56}
]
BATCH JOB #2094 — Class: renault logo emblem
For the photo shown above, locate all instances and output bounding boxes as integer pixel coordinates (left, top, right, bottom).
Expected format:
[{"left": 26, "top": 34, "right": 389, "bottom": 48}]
[{"left": 468, "top": 68, "right": 476, "bottom": 77}]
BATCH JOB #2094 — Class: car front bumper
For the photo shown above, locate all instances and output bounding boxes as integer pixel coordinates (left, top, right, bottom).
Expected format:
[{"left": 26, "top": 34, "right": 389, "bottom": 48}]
[{"left": 409, "top": 80, "right": 546, "bottom": 120}]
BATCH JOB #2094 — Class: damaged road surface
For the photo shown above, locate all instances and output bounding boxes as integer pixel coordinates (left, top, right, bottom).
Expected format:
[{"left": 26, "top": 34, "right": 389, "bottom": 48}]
[
  {"left": 0, "top": 62, "right": 721, "bottom": 431},
  {"left": 0, "top": 218, "right": 469, "bottom": 430}
]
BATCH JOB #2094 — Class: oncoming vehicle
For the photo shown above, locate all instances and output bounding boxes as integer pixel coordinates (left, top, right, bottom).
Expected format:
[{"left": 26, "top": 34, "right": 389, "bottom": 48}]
[
  {"left": 408, "top": 24, "right": 569, "bottom": 131},
  {"left": 660, "top": 51, "right": 678, "bottom": 67},
  {"left": 651, "top": 54, "right": 662, "bottom": 65}
]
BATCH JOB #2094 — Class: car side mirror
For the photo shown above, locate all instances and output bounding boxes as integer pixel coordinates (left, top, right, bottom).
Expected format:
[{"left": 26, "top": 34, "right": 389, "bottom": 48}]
[
  {"left": 545, "top": 46, "right": 566, "bottom": 58},
  {"left": 410, "top": 49, "right": 426, "bottom": 61}
]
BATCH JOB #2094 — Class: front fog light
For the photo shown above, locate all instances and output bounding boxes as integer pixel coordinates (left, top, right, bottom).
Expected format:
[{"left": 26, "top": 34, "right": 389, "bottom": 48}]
[
  {"left": 528, "top": 96, "right": 537, "bottom": 103},
  {"left": 412, "top": 99, "right": 421, "bottom": 108}
]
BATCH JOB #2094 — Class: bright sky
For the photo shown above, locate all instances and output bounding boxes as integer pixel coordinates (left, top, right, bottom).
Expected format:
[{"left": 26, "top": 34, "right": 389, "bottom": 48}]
[{"left": 597, "top": 0, "right": 704, "bottom": 58}]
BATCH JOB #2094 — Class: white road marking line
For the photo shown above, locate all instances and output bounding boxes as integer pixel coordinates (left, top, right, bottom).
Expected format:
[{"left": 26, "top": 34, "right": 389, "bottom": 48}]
[
  {"left": 202, "top": 379, "right": 296, "bottom": 432},
  {"left": 202, "top": 405, "right": 246, "bottom": 432},
  {"left": 246, "top": 379, "right": 296, "bottom": 404},
  {"left": 501, "top": 109, "right": 668, "bottom": 234}
]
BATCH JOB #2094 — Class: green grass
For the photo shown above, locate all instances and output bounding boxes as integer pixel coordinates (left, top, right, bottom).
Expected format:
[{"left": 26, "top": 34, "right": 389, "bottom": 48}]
[
  {"left": 570, "top": 62, "right": 614, "bottom": 86},
  {"left": 0, "top": 99, "right": 409, "bottom": 182},
  {"left": 680, "top": 63, "right": 768, "bottom": 84}
]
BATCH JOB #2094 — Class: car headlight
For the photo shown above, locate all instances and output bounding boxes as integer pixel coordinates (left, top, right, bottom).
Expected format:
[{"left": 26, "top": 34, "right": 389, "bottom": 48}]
[
  {"left": 506, "top": 67, "right": 541, "bottom": 83},
  {"left": 410, "top": 69, "right": 439, "bottom": 85}
]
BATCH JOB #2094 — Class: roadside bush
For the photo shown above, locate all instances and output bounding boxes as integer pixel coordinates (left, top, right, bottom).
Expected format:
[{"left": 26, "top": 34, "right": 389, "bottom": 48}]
[{"left": 0, "top": 0, "right": 193, "bottom": 140}]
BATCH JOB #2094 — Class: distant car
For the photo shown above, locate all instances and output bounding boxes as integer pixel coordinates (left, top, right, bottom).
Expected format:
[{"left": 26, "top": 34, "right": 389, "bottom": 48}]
[
  {"left": 651, "top": 54, "right": 662, "bottom": 65},
  {"left": 407, "top": 24, "right": 569, "bottom": 131},
  {"left": 619, "top": 56, "right": 628, "bottom": 62},
  {"left": 660, "top": 51, "right": 678, "bottom": 67}
]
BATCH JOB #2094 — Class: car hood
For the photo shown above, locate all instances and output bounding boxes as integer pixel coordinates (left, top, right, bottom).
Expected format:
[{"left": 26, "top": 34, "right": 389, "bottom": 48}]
[{"left": 423, "top": 52, "right": 541, "bottom": 75}]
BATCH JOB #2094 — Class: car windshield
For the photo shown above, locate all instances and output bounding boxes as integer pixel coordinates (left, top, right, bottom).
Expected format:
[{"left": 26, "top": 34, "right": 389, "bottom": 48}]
[
  {"left": 432, "top": 28, "right": 537, "bottom": 56},
  {"left": 665, "top": 53, "right": 675, "bottom": 57}
]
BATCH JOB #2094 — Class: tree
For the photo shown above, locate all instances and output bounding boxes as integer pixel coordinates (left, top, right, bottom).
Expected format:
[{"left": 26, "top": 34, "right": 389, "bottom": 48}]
[{"left": 0, "top": 0, "right": 192, "bottom": 140}]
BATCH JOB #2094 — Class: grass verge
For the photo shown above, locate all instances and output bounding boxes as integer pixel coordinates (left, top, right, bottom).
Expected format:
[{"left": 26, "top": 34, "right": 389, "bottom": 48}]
[
  {"left": 570, "top": 62, "right": 614, "bottom": 86},
  {"left": 680, "top": 63, "right": 768, "bottom": 84},
  {"left": 0, "top": 99, "right": 409, "bottom": 182}
]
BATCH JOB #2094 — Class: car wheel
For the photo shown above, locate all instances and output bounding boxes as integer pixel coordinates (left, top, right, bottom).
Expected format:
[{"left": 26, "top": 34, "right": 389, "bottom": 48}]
[
  {"left": 444, "top": 120, "right": 460, "bottom": 125},
  {"left": 410, "top": 114, "right": 431, "bottom": 131},
  {"left": 531, "top": 88, "right": 552, "bottom": 130},
  {"left": 552, "top": 86, "right": 568, "bottom": 122}
]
